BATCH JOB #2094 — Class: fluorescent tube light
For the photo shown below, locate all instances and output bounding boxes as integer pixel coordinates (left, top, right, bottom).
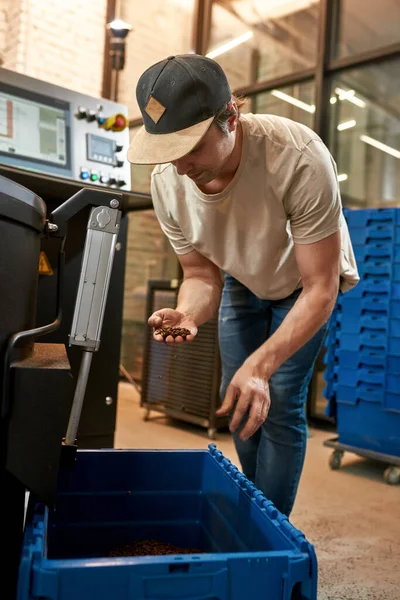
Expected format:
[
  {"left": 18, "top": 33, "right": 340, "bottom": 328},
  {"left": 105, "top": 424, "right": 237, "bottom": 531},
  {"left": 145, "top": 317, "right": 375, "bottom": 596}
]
[
  {"left": 270, "top": 90, "right": 315, "bottom": 113},
  {"left": 337, "top": 119, "right": 356, "bottom": 131},
  {"left": 206, "top": 31, "right": 253, "bottom": 59},
  {"left": 360, "top": 135, "right": 400, "bottom": 159},
  {"left": 335, "top": 87, "right": 366, "bottom": 108}
]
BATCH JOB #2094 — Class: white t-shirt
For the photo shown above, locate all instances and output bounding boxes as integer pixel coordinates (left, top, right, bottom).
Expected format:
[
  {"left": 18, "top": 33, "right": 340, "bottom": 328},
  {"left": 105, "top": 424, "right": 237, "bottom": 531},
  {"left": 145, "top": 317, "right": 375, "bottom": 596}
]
[{"left": 150, "top": 113, "right": 359, "bottom": 300}]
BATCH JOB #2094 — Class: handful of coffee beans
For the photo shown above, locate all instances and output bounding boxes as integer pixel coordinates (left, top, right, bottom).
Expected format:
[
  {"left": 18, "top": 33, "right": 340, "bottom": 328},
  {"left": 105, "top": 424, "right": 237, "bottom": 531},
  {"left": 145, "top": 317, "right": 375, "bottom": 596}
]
[{"left": 154, "top": 327, "right": 192, "bottom": 340}]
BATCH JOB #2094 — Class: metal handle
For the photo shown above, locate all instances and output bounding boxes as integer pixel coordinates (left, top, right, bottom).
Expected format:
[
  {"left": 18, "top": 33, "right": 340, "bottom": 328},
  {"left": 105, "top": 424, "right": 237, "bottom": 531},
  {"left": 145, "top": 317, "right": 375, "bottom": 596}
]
[
  {"left": 64, "top": 205, "right": 121, "bottom": 448},
  {"left": 64, "top": 350, "right": 93, "bottom": 445}
]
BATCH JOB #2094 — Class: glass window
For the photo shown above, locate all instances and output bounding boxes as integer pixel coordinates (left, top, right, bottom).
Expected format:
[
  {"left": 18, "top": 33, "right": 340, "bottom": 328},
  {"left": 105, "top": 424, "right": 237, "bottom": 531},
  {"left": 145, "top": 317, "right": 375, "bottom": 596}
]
[
  {"left": 119, "top": 0, "right": 196, "bottom": 120},
  {"left": 253, "top": 80, "right": 315, "bottom": 129},
  {"left": 207, "top": 0, "right": 319, "bottom": 89},
  {"left": 328, "top": 57, "right": 400, "bottom": 207},
  {"left": 332, "top": 0, "right": 400, "bottom": 59}
]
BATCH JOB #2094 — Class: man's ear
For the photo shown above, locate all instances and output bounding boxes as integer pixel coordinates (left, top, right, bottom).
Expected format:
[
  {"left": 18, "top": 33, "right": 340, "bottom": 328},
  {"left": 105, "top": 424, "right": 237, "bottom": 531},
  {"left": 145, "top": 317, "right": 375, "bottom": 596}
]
[
  {"left": 226, "top": 100, "right": 239, "bottom": 132},
  {"left": 228, "top": 113, "right": 239, "bottom": 132}
]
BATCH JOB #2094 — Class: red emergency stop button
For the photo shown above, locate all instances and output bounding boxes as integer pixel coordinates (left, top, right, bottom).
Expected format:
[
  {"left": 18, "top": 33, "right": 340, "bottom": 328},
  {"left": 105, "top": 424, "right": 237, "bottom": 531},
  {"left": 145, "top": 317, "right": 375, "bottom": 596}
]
[
  {"left": 115, "top": 115, "right": 126, "bottom": 129},
  {"left": 101, "top": 113, "right": 128, "bottom": 132}
]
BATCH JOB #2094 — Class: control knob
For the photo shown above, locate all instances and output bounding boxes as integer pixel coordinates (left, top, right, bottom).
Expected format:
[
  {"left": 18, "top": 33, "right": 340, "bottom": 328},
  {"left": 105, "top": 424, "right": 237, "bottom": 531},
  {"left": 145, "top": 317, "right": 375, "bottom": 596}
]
[{"left": 76, "top": 106, "right": 87, "bottom": 119}]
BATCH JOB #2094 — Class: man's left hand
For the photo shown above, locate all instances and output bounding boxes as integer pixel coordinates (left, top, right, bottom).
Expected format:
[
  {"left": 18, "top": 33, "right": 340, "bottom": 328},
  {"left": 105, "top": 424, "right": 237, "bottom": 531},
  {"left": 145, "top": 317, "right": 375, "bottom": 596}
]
[{"left": 216, "top": 357, "right": 271, "bottom": 441}]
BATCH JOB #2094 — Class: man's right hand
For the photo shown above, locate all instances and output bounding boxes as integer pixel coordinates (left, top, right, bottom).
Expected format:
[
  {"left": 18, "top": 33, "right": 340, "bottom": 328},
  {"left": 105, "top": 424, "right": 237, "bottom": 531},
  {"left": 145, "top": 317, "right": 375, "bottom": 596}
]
[{"left": 148, "top": 308, "right": 198, "bottom": 344}]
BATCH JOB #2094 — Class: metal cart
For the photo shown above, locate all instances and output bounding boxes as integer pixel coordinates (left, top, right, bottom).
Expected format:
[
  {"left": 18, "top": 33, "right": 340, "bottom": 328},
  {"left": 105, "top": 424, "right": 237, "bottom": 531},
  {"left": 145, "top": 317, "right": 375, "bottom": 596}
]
[{"left": 324, "top": 437, "right": 400, "bottom": 485}]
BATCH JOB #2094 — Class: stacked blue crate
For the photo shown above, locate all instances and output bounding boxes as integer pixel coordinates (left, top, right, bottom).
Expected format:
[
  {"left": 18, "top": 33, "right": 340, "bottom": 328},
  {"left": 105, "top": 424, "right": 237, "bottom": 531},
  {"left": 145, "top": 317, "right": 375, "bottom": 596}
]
[{"left": 324, "top": 208, "right": 400, "bottom": 457}]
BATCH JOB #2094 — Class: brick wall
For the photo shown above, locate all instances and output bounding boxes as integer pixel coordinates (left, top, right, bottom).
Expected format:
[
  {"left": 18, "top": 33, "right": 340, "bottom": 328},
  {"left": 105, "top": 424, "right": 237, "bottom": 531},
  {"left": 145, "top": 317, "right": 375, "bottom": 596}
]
[
  {"left": 118, "top": 0, "right": 196, "bottom": 119},
  {"left": 0, "top": 0, "right": 27, "bottom": 72},
  {"left": 0, "top": 2, "right": 7, "bottom": 65},
  {"left": 0, "top": 0, "right": 107, "bottom": 97}
]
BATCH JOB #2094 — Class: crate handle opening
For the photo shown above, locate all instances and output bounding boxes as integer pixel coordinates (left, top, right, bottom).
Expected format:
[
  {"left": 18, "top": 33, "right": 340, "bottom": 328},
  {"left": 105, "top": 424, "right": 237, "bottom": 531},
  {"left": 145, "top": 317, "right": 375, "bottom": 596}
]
[{"left": 169, "top": 563, "right": 190, "bottom": 574}]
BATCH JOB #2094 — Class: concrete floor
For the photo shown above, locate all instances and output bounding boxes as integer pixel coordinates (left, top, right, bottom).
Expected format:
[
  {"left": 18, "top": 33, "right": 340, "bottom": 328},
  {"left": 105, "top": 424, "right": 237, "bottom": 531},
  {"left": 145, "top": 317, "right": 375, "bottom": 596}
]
[{"left": 115, "top": 382, "right": 400, "bottom": 600}]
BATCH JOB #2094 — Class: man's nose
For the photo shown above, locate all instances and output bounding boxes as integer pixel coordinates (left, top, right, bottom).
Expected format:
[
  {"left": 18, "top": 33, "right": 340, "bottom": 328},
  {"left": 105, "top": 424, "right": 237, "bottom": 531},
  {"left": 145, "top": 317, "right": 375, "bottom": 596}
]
[{"left": 172, "top": 158, "right": 191, "bottom": 176}]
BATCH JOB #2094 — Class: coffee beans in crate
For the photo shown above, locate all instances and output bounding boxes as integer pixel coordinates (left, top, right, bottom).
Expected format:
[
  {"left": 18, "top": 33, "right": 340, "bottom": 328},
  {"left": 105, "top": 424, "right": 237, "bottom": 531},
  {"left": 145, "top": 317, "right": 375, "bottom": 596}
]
[{"left": 108, "top": 539, "right": 203, "bottom": 557}]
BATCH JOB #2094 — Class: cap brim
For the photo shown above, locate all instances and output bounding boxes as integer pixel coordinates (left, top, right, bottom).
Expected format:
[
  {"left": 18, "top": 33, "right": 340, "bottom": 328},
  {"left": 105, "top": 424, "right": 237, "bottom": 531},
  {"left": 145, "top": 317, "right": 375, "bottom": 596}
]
[{"left": 127, "top": 116, "right": 214, "bottom": 165}]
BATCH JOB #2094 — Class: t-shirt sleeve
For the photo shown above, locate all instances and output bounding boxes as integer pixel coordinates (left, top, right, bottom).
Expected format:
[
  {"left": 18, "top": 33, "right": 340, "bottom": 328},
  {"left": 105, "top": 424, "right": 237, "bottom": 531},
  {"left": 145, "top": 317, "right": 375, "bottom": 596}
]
[
  {"left": 284, "top": 140, "right": 342, "bottom": 245},
  {"left": 151, "top": 172, "right": 194, "bottom": 255}
]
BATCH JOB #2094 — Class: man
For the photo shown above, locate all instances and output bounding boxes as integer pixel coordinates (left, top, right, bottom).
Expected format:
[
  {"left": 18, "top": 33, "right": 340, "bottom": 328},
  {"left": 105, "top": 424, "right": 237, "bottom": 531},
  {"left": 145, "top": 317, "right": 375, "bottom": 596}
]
[{"left": 127, "top": 54, "right": 359, "bottom": 517}]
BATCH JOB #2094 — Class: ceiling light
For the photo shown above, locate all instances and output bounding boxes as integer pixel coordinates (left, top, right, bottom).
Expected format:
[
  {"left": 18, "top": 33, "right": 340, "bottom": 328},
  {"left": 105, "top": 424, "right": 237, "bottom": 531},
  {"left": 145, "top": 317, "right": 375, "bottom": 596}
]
[
  {"left": 360, "top": 135, "right": 400, "bottom": 159},
  {"left": 206, "top": 31, "right": 253, "bottom": 59},
  {"left": 270, "top": 90, "right": 315, "bottom": 113},
  {"left": 335, "top": 87, "right": 366, "bottom": 108},
  {"left": 330, "top": 97, "right": 337, "bottom": 104},
  {"left": 337, "top": 119, "right": 356, "bottom": 131},
  {"left": 337, "top": 174, "right": 348, "bottom": 182}
]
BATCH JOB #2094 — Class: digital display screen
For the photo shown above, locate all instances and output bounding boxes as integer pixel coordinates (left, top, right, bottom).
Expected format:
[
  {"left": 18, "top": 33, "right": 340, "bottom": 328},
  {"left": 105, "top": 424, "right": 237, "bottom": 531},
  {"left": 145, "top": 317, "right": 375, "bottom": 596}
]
[
  {"left": 0, "top": 85, "right": 69, "bottom": 168},
  {"left": 87, "top": 134, "right": 115, "bottom": 164}
]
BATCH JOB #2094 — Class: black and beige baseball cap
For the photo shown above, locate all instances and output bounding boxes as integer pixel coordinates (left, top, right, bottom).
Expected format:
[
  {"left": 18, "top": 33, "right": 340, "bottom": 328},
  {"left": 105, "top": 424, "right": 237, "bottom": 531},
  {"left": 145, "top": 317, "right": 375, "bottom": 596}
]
[{"left": 127, "top": 54, "right": 231, "bottom": 165}]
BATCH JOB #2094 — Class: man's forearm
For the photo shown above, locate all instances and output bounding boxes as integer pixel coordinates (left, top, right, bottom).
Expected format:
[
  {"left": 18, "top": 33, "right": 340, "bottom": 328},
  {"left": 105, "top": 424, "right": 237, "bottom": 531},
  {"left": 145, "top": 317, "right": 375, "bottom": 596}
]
[
  {"left": 254, "top": 283, "right": 338, "bottom": 378},
  {"left": 176, "top": 276, "right": 222, "bottom": 327}
]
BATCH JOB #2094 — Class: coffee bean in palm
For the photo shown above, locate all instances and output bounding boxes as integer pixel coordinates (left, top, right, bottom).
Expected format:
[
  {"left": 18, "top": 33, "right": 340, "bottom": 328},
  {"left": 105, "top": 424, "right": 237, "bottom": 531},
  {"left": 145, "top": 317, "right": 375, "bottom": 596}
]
[{"left": 154, "top": 327, "right": 191, "bottom": 340}]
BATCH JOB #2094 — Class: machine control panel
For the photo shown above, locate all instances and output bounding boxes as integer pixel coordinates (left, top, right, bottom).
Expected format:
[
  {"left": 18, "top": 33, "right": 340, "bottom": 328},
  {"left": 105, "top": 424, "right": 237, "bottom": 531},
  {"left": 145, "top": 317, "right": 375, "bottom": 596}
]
[{"left": 0, "top": 68, "right": 131, "bottom": 190}]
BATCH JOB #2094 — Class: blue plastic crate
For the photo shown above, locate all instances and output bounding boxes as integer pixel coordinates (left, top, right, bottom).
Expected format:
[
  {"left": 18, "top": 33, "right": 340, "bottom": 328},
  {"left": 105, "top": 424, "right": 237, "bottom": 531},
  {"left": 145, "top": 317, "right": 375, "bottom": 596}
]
[
  {"left": 353, "top": 244, "right": 400, "bottom": 263},
  {"left": 343, "top": 208, "right": 400, "bottom": 228},
  {"left": 323, "top": 380, "right": 338, "bottom": 405},
  {"left": 323, "top": 346, "right": 337, "bottom": 366},
  {"left": 336, "top": 400, "right": 400, "bottom": 456},
  {"left": 337, "top": 332, "right": 400, "bottom": 355},
  {"left": 337, "top": 383, "right": 400, "bottom": 407},
  {"left": 342, "top": 280, "right": 400, "bottom": 299},
  {"left": 349, "top": 225, "right": 400, "bottom": 246},
  {"left": 324, "top": 394, "right": 337, "bottom": 419},
  {"left": 337, "top": 368, "right": 400, "bottom": 391},
  {"left": 355, "top": 261, "right": 400, "bottom": 281},
  {"left": 323, "top": 360, "right": 338, "bottom": 378},
  {"left": 337, "top": 296, "right": 400, "bottom": 318},
  {"left": 386, "top": 392, "right": 400, "bottom": 413},
  {"left": 323, "top": 361, "right": 338, "bottom": 400},
  {"left": 337, "top": 350, "right": 400, "bottom": 372},
  {"left": 336, "top": 313, "right": 400, "bottom": 337},
  {"left": 18, "top": 447, "right": 317, "bottom": 600},
  {"left": 325, "top": 328, "right": 339, "bottom": 349}
]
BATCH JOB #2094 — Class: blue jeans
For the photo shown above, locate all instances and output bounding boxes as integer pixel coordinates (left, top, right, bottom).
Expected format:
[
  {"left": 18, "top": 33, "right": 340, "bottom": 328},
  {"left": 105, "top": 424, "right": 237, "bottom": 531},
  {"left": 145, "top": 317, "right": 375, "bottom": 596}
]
[{"left": 218, "top": 274, "right": 328, "bottom": 517}]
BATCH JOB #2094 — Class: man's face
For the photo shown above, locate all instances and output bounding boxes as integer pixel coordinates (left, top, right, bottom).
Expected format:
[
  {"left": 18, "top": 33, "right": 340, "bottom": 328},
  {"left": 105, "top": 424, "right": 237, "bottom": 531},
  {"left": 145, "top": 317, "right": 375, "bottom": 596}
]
[{"left": 171, "top": 119, "right": 237, "bottom": 185}]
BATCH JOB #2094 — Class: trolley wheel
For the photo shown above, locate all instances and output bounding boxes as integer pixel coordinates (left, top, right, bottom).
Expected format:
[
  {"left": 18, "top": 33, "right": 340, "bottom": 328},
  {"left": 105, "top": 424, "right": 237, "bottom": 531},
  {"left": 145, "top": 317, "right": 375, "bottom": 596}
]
[
  {"left": 329, "top": 450, "right": 343, "bottom": 470},
  {"left": 143, "top": 409, "right": 151, "bottom": 422},
  {"left": 383, "top": 466, "right": 400, "bottom": 485},
  {"left": 207, "top": 428, "right": 217, "bottom": 440}
]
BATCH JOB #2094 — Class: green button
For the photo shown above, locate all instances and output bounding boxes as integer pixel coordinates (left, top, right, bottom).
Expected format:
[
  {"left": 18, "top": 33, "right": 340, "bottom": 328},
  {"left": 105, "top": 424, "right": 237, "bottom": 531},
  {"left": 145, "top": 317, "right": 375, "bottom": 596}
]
[{"left": 90, "top": 173, "right": 99, "bottom": 181}]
